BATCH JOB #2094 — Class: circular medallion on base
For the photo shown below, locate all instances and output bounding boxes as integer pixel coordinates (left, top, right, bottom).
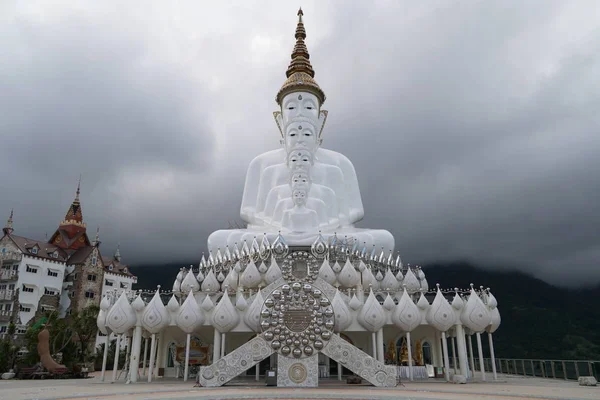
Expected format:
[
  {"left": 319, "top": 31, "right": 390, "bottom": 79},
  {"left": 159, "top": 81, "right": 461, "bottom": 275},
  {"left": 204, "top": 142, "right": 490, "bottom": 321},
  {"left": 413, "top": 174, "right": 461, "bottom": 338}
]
[{"left": 289, "top": 363, "right": 308, "bottom": 384}]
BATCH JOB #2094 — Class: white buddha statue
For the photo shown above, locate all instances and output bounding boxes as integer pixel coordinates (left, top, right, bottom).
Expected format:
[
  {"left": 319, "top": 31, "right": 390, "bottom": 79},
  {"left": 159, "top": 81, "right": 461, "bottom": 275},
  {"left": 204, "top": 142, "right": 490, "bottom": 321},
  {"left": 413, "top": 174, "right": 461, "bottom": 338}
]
[{"left": 208, "top": 9, "right": 394, "bottom": 253}]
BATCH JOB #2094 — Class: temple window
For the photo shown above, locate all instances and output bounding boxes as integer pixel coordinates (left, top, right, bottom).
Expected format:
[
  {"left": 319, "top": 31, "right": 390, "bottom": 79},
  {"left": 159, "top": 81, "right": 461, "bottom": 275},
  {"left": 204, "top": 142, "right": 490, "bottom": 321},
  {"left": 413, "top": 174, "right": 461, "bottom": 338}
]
[
  {"left": 85, "top": 291, "right": 95, "bottom": 299},
  {"left": 92, "top": 256, "right": 97, "bottom": 266},
  {"left": 87, "top": 274, "right": 97, "bottom": 282},
  {"left": 422, "top": 342, "right": 432, "bottom": 365}
]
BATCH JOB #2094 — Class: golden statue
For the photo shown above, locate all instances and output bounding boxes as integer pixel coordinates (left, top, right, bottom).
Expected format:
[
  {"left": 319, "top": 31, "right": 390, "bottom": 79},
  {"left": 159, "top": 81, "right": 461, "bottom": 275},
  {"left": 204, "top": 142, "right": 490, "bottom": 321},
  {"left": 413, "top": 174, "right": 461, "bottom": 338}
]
[
  {"left": 399, "top": 337, "right": 409, "bottom": 365},
  {"left": 385, "top": 339, "right": 397, "bottom": 364},
  {"left": 415, "top": 340, "right": 424, "bottom": 366}
]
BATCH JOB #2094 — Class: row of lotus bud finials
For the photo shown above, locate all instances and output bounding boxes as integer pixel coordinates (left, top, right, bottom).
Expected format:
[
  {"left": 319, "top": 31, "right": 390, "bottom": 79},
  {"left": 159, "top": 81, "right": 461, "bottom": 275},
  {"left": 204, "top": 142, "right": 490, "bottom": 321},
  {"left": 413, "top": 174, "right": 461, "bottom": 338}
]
[
  {"left": 98, "top": 280, "right": 500, "bottom": 338},
  {"left": 172, "top": 255, "right": 428, "bottom": 295},
  {"left": 198, "top": 232, "right": 403, "bottom": 273}
]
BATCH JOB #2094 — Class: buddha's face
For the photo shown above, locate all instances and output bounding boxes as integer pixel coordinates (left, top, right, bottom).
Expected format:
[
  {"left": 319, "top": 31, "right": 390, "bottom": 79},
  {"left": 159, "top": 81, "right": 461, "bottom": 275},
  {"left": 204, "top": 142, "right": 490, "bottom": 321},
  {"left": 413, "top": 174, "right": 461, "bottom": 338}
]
[
  {"left": 284, "top": 121, "right": 317, "bottom": 154},
  {"left": 290, "top": 172, "right": 311, "bottom": 191},
  {"left": 287, "top": 150, "right": 313, "bottom": 170},
  {"left": 292, "top": 189, "right": 307, "bottom": 207},
  {"left": 281, "top": 92, "right": 319, "bottom": 126}
]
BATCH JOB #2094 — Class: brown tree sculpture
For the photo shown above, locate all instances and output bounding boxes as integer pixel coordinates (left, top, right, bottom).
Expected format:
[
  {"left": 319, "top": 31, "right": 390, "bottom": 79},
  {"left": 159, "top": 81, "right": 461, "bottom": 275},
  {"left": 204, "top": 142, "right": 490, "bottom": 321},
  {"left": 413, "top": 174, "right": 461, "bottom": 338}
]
[{"left": 37, "top": 328, "right": 66, "bottom": 373}]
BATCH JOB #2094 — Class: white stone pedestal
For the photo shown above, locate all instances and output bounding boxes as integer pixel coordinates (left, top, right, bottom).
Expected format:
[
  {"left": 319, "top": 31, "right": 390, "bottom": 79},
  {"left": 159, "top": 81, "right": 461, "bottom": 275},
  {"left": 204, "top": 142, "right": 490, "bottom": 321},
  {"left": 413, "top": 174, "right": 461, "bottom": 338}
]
[{"left": 277, "top": 353, "right": 318, "bottom": 387}]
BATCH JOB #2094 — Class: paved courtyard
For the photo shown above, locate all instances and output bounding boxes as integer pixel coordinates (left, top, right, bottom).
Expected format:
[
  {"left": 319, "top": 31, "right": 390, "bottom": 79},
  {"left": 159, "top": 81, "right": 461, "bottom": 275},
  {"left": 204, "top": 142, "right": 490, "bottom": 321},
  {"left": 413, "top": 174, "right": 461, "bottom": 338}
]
[{"left": 0, "top": 373, "right": 597, "bottom": 400}]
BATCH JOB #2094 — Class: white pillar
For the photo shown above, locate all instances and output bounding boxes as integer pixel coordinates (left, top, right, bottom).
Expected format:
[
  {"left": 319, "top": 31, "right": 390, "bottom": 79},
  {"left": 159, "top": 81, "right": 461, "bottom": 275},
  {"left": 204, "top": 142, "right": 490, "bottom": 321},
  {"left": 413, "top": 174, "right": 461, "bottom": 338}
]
[
  {"left": 337, "top": 361, "right": 342, "bottom": 380},
  {"left": 183, "top": 333, "right": 191, "bottom": 382},
  {"left": 455, "top": 325, "right": 469, "bottom": 379},
  {"left": 451, "top": 334, "right": 458, "bottom": 374},
  {"left": 154, "top": 334, "right": 163, "bottom": 378},
  {"left": 212, "top": 329, "right": 221, "bottom": 363},
  {"left": 129, "top": 326, "right": 143, "bottom": 383},
  {"left": 476, "top": 332, "right": 486, "bottom": 381},
  {"left": 100, "top": 335, "right": 109, "bottom": 382},
  {"left": 377, "top": 329, "right": 384, "bottom": 362},
  {"left": 441, "top": 331, "right": 450, "bottom": 382},
  {"left": 488, "top": 332, "right": 498, "bottom": 381},
  {"left": 221, "top": 333, "right": 226, "bottom": 358},
  {"left": 147, "top": 334, "right": 157, "bottom": 383},
  {"left": 142, "top": 337, "right": 149, "bottom": 377},
  {"left": 434, "top": 331, "right": 443, "bottom": 367},
  {"left": 467, "top": 334, "right": 475, "bottom": 373},
  {"left": 371, "top": 332, "right": 377, "bottom": 359},
  {"left": 407, "top": 331, "right": 413, "bottom": 381},
  {"left": 111, "top": 334, "right": 121, "bottom": 382}
]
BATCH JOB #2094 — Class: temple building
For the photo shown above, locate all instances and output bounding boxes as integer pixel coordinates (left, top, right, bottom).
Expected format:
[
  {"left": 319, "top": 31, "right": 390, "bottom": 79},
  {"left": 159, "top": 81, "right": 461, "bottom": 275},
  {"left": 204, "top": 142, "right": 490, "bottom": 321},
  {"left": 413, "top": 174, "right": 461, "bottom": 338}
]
[
  {"left": 96, "top": 10, "right": 501, "bottom": 387},
  {"left": 0, "top": 181, "right": 136, "bottom": 339}
]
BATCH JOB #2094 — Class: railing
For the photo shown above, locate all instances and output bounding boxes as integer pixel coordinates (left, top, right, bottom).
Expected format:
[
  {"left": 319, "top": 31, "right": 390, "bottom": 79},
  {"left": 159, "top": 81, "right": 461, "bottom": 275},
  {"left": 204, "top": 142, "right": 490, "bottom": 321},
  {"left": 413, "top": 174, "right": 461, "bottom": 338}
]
[
  {"left": 0, "top": 309, "right": 13, "bottom": 322},
  {"left": 466, "top": 358, "right": 600, "bottom": 381},
  {"left": 0, "top": 289, "right": 15, "bottom": 300},
  {"left": 0, "top": 269, "right": 18, "bottom": 281},
  {"left": 0, "top": 251, "right": 22, "bottom": 262}
]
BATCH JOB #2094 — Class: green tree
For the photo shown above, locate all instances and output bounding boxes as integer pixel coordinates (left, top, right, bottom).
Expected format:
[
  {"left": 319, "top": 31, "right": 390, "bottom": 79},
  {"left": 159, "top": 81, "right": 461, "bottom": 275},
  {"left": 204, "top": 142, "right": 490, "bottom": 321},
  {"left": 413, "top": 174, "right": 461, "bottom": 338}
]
[
  {"left": 0, "top": 322, "right": 18, "bottom": 373},
  {"left": 70, "top": 304, "right": 100, "bottom": 363}
]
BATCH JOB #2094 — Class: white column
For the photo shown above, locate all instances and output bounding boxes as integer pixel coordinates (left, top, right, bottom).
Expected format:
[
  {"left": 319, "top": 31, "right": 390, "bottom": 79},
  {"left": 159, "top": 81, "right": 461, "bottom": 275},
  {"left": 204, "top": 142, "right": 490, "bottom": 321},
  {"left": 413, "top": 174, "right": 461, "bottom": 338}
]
[
  {"left": 337, "top": 361, "right": 342, "bottom": 380},
  {"left": 476, "top": 332, "right": 486, "bottom": 381},
  {"left": 129, "top": 326, "right": 143, "bottom": 383},
  {"left": 111, "top": 334, "right": 121, "bottom": 382},
  {"left": 377, "top": 329, "right": 384, "bottom": 362},
  {"left": 434, "top": 331, "right": 443, "bottom": 367},
  {"left": 221, "top": 333, "right": 226, "bottom": 358},
  {"left": 100, "top": 335, "right": 109, "bottom": 382},
  {"left": 147, "top": 334, "right": 157, "bottom": 383},
  {"left": 467, "top": 334, "right": 475, "bottom": 373},
  {"left": 407, "top": 331, "right": 413, "bottom": 381},
  {"left": 488, "top": 332, "right": 498, "bottom": 381},
  {"left": 455, "top": 325, "right": 469, "bottom": 379},
  {"left": 451, "top": 335, "right": 458, "bottom": 374},
  {"left": 154, "top": 334, "right": 163, "bottom": 378},
  {"left": 183, "top": 333, "right": 191, "bottom": 382},
  {"left": 441, "top": 331, "right": 450, "bottom": 382},
  {"left": 212, "top": 329, "right": 221, "bottom": 363},
  {"left": 371, "top": 332, "right": 377, "bottom": 359},
  {"left": 142, "top": 337, "right": 149, "bottom": 377}
]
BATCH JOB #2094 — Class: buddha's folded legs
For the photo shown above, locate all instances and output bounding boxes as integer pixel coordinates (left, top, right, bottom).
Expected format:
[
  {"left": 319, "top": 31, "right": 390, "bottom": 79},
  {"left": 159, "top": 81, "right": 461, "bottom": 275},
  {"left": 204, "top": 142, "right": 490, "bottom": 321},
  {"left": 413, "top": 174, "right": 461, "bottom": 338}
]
[{"left": 208, "top": 228, "right": 394, "bottom": 255}]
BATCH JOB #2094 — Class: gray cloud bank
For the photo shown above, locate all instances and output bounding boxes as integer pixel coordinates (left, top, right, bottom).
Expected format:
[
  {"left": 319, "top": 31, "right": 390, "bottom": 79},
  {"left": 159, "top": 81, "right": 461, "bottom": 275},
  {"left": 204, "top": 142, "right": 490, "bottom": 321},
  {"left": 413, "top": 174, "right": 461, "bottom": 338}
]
[{"left": 1, "top": 1, "right": 599, "bottom": 287}]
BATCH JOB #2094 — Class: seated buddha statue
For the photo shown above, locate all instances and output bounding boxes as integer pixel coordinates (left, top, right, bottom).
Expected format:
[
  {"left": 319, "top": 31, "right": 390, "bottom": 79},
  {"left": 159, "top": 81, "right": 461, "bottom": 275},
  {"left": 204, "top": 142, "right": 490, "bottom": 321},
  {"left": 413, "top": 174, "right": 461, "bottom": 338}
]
[
  {"left": 264, "top": 171, "right": 339, "bottom": 231},
  {"left": 207, "top": 9, "right": 394, "bottom": 253}
]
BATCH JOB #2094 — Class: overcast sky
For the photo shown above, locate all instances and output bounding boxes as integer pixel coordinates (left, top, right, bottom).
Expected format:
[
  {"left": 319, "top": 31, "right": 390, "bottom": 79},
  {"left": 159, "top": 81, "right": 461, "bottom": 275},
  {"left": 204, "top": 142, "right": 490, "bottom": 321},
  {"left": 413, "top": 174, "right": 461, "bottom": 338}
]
[{"left": 1, "top": 1, "right": 599, "bottom": 287}]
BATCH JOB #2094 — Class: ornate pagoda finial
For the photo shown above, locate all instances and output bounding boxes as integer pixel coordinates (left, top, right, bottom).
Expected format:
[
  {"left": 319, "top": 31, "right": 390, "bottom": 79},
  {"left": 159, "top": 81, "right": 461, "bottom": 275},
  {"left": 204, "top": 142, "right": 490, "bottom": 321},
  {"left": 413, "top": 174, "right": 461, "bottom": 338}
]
[
  {"left": 61, "top": 177, "right": 85, "bottom": 226},
  {"left": 93, "top": 226, "right": 100, "bottom": 247},
  {"left": 115, "top": 243, "right": 121, "bottom": 262},
  {"left": 276, "top": 9, "right": 325, "bottom": 105},
  {"left": 75, "top": 174, "right": 81, "bottom": 203},
  {"left": 3, "top": 209, "right": 14, "bottom": 235}
]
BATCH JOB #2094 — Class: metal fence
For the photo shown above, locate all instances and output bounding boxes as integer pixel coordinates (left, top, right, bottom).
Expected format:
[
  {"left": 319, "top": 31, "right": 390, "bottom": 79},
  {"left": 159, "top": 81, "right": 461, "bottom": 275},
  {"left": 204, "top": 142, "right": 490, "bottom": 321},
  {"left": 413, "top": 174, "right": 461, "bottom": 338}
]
[{"left": 464, "top": 358, "right": 600, "bottom": 381}]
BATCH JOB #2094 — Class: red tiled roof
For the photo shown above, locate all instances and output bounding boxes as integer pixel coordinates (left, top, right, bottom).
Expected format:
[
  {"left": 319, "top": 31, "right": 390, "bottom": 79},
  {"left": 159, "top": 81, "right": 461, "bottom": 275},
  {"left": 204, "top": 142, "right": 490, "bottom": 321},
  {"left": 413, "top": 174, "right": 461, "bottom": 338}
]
[{"left": 7, "top": 234, "right": 68, "bottom": 261}]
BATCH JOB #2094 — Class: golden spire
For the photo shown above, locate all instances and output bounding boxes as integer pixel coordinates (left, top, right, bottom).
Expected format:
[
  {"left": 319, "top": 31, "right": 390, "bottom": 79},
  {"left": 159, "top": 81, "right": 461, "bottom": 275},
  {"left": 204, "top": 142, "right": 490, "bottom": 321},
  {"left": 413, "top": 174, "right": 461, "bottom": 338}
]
[{"left": 276, "top": 8, "right": 326, "bottom": 105}]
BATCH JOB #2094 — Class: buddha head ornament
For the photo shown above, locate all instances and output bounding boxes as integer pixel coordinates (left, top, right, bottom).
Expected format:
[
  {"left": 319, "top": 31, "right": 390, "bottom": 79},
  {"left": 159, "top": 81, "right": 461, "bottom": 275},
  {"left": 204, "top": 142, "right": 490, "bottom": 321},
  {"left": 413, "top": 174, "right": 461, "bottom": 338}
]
[
  {"left": 284, "top": 119, "right": 318, "bottom": 154},
  {"left": 292, "top": 189, "right": 308, "bottom": 207},
  {"left": 274, "top": 9, "right": 328, "bottom": 145},
  {"left": 287, "top": 149, "right": 313, "bottom": 171},
  {"left": 290, "top": 172, "right": 311, "bottom": 191}
]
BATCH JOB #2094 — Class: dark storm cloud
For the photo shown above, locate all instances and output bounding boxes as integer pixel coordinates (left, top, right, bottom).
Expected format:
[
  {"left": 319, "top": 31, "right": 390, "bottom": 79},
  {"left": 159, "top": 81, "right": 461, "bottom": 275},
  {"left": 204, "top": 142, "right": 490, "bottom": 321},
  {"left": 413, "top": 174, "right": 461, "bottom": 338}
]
[{"left": 1, "top": 1, "right": 599, "bottom": 287}]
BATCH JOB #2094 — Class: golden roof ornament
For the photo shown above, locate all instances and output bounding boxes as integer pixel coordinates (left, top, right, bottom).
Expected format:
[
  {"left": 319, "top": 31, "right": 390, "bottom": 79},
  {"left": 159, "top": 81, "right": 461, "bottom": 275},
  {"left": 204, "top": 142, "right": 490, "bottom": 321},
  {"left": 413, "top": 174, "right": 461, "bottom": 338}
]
[{"left": 276, "top": 8, "right": 326, "bottom": 105}]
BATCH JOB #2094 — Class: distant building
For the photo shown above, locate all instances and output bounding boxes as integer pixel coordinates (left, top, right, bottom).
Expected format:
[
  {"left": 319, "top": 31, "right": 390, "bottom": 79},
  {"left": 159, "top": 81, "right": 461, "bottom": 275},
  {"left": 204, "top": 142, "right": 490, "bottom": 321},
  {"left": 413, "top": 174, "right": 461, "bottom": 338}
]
[{"left": 0, "top": 182, "right": 136, "bottom": 342}]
